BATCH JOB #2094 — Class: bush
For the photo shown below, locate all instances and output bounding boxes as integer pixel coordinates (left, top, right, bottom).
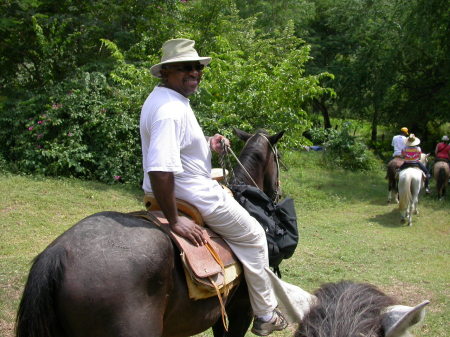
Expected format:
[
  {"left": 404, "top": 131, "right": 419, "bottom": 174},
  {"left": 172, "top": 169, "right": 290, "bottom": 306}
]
[
  {"left": 317, "top": 123, "right": 379, "bottom": 171},
  {"left": 1, "top": 1, "right": 333, "bottom": 183},
  {"left": 2, "top": 68, "right": 152, "bottom": 184}
]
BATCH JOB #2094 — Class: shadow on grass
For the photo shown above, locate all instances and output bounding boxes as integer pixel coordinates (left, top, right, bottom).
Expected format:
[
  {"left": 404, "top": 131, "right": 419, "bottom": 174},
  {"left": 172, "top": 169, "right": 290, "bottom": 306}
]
[{"left": 367, "top": 209, "right": 407, "bottom": 228}]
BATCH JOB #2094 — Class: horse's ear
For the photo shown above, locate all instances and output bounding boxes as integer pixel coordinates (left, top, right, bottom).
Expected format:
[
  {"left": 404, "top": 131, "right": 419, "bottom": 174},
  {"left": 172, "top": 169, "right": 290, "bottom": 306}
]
[
  {"left": 382, "top": 300, "right": 430, "bottom": 337},
  {"left": 233, "top": 128, "right": 253, "bottom": 142},
  {"left": 264, "top": 267, "right": 316, "bottom": 323},
  {"left": 269, "top": 130, "right": 285, "bottom": 145}
]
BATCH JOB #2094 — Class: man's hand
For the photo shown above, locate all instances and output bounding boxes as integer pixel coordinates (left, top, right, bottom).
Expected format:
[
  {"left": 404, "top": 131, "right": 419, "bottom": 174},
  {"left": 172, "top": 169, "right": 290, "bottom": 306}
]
[
  {"left": 171, "top": 216, "right": 207, "bottom": 247},
  {"left": 209, "top": 134, "right": 230, "bottom": 154},
  {"left": 150, "top": 171, "right": 207, "bottom": 246}
]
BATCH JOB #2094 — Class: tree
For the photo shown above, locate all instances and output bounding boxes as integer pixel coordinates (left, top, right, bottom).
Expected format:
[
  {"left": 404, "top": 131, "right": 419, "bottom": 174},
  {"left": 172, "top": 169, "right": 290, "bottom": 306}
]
[{"left": 1, "top": 0, "right": 333, "bottom": 182}]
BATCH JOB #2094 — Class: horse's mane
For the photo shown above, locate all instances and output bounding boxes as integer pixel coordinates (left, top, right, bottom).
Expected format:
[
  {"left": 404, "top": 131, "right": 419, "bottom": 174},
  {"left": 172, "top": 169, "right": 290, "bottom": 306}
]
[
  {"left": 295, "top": 281, "right": 396, "bottom": 337},
  {"left": 232, "top": 129, "right": 269, "bottom": 184}
]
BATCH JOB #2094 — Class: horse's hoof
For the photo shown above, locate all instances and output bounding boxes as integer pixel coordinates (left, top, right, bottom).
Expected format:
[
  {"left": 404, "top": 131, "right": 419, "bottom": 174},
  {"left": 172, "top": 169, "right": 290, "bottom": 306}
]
[{"left": 400, "top": 218, "right": 406, "bottom": 224}]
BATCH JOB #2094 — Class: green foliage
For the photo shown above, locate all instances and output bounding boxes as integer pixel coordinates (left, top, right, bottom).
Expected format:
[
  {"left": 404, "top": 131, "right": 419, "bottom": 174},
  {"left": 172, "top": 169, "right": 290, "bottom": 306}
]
[
  {"left": 304, "top": 0, "right": 449, "bottom": 145},
  {"left": 194, "top": 20, "right": 333, "bottom": 148},
  {"left": 4, "top": 65, "right": 153, "bottom": 184},
  {"left": 0, "top": 153, "right": 9, "bottom": 174},
  {"left": 1, "top": 0, "right": 334, "bottom": 183},
  {"left": 309, "top": 123, "right": 379, "bottom": 171}
]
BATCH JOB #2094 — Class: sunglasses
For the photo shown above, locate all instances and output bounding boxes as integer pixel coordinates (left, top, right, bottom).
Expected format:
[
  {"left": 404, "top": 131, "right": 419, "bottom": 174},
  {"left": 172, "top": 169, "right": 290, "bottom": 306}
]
[{"left": 165, "top": 63, "right": 205, "bottom": 72}]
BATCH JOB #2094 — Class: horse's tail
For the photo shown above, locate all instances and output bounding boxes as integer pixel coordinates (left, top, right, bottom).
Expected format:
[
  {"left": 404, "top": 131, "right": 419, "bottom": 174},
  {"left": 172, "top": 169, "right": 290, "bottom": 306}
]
[
  {"left": 16, "top": 245, "right": 66, "bottom": 337},
  {"left": 398, "top": 174, "right": 411, "bottom": 211},
  {"left": 437, "top": 167, "right": 446, "bottom": 187}
]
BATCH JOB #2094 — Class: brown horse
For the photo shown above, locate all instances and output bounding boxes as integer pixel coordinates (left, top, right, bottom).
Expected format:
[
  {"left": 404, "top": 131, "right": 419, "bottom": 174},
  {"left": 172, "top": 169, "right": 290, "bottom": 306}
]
[
  {"left": 386, "top": 157, "right": 404, "bottom": 203},
  {"left": 433, "top": 160, "right": 450, "bottom": 199},
  {"left": 15, "top": 128, "right": 430, "bottom": 337},
  {"left": 15, "top": 129, "right": 284, "bottom": 337}
]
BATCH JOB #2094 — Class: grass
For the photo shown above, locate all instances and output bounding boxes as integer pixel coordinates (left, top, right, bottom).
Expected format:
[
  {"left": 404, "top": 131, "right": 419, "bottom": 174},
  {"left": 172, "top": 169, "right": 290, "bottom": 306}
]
[{"left": 1, "top": 151, "right": 449, "bottom": 337}]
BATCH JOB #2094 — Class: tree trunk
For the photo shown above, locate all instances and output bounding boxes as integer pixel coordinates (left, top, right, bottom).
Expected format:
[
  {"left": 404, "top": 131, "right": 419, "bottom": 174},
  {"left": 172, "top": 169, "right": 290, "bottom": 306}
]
[
  {"left": 313, "top": 98, "right": 332, "bottom": 129},
  {"left": 371, "top": 108, "right": 378, "bottom": 142}
]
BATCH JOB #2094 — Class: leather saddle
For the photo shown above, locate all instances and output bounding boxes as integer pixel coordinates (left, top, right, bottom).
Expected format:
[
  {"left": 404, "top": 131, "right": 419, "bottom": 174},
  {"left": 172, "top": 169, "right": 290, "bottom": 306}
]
[{"left": 133, "top": 194, "right": 242, "bottom": 300}]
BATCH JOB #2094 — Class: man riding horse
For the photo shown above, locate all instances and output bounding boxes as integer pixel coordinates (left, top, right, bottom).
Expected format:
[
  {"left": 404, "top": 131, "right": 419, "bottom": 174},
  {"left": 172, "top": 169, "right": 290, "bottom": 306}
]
[
  {"left": 391, "top": 127, "right": 409, "bottom": 159},
  {"left": 139, "top": 38, "right": 287, "bottom": 336}
]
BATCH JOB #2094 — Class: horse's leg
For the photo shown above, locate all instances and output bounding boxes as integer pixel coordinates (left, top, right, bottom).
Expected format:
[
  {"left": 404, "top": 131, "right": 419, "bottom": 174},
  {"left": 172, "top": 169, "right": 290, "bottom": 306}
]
[
  {"left": 212, "top": 282, "right": 253, "bottom": 337},
  {"left": 394, "top": 178, "right": 399, "bottom": 203},
  {"left": 407, "top": 202, "right": 412, "bottom": 226},
  {"left": 387, "top": 177, "right": 393, "bottom": 203}
]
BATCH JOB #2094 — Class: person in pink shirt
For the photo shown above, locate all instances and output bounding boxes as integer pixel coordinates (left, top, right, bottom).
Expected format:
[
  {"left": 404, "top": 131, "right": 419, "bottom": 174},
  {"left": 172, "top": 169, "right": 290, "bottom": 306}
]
[{"left": 399, "top": 134, "right": 430, "bottom": 193}]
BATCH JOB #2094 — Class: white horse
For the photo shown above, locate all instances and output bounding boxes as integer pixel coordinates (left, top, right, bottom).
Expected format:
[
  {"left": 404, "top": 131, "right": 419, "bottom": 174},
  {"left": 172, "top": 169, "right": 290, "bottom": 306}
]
[
  {"left": 398, "top": 167, "right": 424, "bottom": 226},
  {"left": 387, "top": 154, "right": 429, "bottom": 204},
  {"left": 397, "top": 153, "right": 429, "bottom": 226}
]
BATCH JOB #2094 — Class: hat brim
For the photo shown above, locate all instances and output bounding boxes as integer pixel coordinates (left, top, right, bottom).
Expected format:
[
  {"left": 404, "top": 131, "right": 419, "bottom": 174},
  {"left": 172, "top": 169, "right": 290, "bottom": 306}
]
[
  {"left": 405, "top": 139, "right": 420, "bottom": 146},
  {"left": 150, "top": 56, "right": 211, "bottom": 78}
]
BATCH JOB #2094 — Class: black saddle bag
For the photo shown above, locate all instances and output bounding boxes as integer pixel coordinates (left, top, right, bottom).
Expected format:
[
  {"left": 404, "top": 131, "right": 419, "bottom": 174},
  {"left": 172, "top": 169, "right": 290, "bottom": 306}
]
[{"left": 230, "top": 184, "right": 299, "bottom": 276}]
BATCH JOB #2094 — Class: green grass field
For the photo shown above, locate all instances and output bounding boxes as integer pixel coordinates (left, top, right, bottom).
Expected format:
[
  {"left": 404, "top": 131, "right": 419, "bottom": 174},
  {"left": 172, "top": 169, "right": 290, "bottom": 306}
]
[{"left": 1, "top": 151, "right": 449, "bottom": 336}]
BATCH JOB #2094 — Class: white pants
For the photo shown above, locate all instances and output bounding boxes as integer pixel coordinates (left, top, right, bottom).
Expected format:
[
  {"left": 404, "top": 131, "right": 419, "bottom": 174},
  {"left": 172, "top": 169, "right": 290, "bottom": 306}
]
[{"left": 203, "top": 193, "right": 277, "bottom": 316}]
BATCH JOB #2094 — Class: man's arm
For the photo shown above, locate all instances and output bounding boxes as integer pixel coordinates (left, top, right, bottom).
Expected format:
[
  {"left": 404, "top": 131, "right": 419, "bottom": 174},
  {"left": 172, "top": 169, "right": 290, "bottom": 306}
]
[{"left": 149, "top": 171, "right": 207, "bottom": 246}]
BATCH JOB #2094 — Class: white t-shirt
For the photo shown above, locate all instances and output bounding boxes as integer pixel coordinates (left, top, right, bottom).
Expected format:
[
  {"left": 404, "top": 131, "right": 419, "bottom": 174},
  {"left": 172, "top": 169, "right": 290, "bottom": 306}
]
[
  {"left": 140, "top": 86, "right": 225, "bottom": 216},
  {"left": 392, "top": 135, "right": 406, "bottom": 156}
]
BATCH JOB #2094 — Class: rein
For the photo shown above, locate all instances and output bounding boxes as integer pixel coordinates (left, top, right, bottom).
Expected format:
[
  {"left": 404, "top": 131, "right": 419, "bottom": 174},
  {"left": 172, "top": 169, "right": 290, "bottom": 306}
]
[{"left": 220, "top": 133, "right": 281, "bottom": 202}]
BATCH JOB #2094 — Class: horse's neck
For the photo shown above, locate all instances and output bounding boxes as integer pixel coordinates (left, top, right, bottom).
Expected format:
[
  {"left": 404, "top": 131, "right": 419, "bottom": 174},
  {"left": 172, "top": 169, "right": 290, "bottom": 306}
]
[{"left": 233, "top": 157, "right": 264, "bottom": 188}]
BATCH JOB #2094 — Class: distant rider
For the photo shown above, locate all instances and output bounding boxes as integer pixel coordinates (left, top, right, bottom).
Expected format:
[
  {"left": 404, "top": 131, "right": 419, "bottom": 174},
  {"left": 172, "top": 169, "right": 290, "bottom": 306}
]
[
  {"left": 434, "top": 135, "right": 450, "bottom": 169},
  {"left": 391, "top": 127, "right": 409, "bottom": 159},
  {"left": 399, "top": 134, "right": 430, "bottom": 193}
]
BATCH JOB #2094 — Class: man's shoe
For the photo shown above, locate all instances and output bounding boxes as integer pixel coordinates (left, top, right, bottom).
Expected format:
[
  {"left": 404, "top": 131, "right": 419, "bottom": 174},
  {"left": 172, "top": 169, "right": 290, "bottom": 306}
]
[
  {"left": 251, "top": 308, "right": 288, "bottom": 336},
  {"left": 425, "top": 188, "right": 431, "bottom": 194}
]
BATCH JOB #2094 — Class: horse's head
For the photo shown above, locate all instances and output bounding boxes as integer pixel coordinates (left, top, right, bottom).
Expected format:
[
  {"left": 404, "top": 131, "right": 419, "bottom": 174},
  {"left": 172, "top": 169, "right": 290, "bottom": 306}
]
[
  {"left": 265, "top": 268, "right": 429, "bottom": 337},
  {"left": 420, "top": 153, "right": 430, "bottom": 165},
  {"left": 233, "top": 128, "right": 285, "bottom": 201}
]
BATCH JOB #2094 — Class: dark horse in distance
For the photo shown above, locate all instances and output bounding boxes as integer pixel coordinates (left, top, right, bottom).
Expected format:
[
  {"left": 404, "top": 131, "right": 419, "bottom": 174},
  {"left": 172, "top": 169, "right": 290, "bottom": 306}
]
[
  {"left": 433, "top": 160, "right": 449, "bottom": 199},
  {"left": 16, "top": 129, "right": 429, "bottom": 337},
  {"left": 386, "top": 157, "right": 404, "bottom": 203}
]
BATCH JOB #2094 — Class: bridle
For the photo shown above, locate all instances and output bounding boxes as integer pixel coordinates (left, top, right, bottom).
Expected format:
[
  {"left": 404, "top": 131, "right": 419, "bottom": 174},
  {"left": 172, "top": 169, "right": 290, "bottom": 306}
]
[{"left": 220, "top": 133, "right": 281, "bottom": 202}]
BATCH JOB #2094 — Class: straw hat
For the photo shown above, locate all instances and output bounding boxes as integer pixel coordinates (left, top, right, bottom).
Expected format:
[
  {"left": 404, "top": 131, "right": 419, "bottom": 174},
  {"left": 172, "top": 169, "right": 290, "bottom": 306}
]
[
  {"left": 442, "top": 135, "right": 449, "bottom": 141},
  {"left": 404, "top": 134, "right": 420, "bottom": 146},
  {"left": 150, "top": 39, "right": 211, "bottom": 78},
  {"left": 400, "top": 127, "right": 409, "bottom": 135}
]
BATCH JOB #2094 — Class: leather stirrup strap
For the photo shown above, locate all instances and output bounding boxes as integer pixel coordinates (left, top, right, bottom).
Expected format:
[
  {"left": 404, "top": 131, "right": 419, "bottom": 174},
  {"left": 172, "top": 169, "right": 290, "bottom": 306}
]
[
  {"left": 208, "top": 276, "right": 229, "bottom": 331},
  {"left": 205, "top": 242, "right": 229, "bottom": 331}
]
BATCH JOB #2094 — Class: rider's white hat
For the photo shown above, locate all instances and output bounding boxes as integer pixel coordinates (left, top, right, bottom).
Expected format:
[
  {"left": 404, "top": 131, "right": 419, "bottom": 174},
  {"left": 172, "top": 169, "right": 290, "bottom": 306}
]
[{"left": 150, "top": 39, "right": 211, "bottom": 78}]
